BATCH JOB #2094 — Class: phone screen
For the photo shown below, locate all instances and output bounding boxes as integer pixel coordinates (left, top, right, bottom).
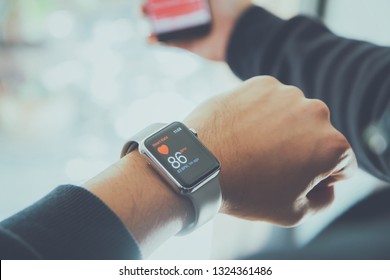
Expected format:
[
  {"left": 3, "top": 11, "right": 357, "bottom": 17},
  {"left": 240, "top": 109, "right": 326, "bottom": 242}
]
[{"left": 147, "top": 0, "right": 211, "bottom": 34}]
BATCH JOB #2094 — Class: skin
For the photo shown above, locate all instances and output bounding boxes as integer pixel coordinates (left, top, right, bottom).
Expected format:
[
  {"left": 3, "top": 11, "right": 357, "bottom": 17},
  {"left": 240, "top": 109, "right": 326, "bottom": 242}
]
[{"left": 85, "top": 77, "right": 356, "bottom": 257}]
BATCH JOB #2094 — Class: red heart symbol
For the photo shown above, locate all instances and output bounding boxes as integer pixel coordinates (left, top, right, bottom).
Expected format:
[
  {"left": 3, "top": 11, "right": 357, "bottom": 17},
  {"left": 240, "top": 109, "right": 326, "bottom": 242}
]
[{"left": 157, "top": 145, "right": 169, "bottom": 155}]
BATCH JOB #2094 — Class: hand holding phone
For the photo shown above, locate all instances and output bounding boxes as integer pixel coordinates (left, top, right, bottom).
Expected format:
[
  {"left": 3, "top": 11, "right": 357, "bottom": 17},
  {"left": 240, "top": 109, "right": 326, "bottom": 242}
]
[{"left": 143, "top": 0, "right": 252, "bottom": 61}]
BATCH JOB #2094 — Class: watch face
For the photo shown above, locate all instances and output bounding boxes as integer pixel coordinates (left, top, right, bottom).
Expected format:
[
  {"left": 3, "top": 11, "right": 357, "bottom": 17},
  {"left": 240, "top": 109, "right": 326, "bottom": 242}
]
[{"left": 144, "top": 122, "right": 220, "bottom": 190}]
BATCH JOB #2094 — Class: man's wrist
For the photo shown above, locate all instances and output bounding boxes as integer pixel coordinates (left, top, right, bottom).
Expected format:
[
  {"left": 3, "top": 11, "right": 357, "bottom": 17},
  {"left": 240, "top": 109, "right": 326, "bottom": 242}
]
[
  {"left": 122, "top": 152, "right": 195, "bottom": 232},
  {"left": 85, "top": 150, "right": 194, "bottom": 256}
]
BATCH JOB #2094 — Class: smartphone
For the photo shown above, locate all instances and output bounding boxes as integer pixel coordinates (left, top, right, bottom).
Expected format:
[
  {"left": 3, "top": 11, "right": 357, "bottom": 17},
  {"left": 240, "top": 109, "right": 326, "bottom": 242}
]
[{"left": 146, "top": 0, "right": 212, "bottom": 42}]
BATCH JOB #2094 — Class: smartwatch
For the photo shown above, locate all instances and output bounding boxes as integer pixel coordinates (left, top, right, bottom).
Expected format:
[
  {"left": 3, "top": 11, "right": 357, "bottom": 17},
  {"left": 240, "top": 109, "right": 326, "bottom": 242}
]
[{"left": 120, "top": 122, "right": 222, "bottom": 235}]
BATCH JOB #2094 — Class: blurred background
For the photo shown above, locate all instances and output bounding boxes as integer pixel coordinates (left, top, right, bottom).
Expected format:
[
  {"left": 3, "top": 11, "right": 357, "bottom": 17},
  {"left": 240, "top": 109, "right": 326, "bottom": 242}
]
[{"left": 0, "top": 0, "right": 389, "bottom": 259}]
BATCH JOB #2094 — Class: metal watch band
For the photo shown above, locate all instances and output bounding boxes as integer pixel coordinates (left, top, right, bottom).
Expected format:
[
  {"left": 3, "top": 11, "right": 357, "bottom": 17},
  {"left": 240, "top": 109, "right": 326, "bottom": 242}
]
[{"left": 120, "top": 123, "right": 222, "bottom": 235}]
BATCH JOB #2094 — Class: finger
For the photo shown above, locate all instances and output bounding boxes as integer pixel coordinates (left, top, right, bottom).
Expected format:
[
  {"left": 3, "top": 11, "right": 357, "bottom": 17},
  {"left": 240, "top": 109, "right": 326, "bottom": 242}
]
[
  {"left": 305, "top": 148, "right": 356, "bottom": 212},
  {"left": 329, "top": 147, "right": 357, "bottom": 181},
  {"left": 166, "top": 40, "right": 195, "bottom": 50},
  {"left": 147, "top": 34, "right": 158, "bottom": 45},
  {"left": 306, "top": 178, "right": 335, "bottom": 212},
  {"left": 146, "top": 33, "right": 196, "bottom": 52},
  {"left": 141, "top": 2, "right": 149, "bottom": 16},
  {"left": 147, "top": 34, "right": 194, "bottom": 50}
]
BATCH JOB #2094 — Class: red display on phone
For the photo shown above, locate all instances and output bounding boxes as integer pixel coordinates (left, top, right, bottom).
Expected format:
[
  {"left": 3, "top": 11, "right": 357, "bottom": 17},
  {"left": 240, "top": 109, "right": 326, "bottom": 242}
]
[{"left": 147, "top": 0, "right": 212, "bottom": 42}]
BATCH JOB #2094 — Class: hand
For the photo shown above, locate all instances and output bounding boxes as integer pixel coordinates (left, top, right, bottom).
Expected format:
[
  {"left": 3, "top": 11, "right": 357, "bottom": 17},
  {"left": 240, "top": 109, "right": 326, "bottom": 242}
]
[
  {"left": 86, "top": 76, "right": 356, "bottom": 255},
  {"left": 185, "top": 76, "right": 357, "bottom": 226},
  {"left": 144, "top": 0, "right": 252, "bottom": 61}
]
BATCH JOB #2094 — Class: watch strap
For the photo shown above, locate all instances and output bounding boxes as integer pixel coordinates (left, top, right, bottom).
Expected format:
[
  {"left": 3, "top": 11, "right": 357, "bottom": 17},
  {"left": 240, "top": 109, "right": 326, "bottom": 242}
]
[
  {"left": 120, "top": 123, "right": 166, "bottom": 158},
  {"left": 178, "top": 174, "right": 221, "bottom": 235}
]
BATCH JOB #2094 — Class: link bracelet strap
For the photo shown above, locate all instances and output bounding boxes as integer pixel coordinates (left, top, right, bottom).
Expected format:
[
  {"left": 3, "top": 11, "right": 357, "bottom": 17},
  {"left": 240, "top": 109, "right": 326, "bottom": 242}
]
[{"left": 120, "top": 123, "right": 222, "bottom": 235}]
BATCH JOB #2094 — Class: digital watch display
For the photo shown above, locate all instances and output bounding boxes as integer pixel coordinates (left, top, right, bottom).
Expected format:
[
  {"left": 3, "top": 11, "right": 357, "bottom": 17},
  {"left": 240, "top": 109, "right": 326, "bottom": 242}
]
[
  {"left": 143, "top": 122, "right": 220, "bottom": 191},
  {"left": 121, "top": 122, "right": 222, "bottom": 234}
]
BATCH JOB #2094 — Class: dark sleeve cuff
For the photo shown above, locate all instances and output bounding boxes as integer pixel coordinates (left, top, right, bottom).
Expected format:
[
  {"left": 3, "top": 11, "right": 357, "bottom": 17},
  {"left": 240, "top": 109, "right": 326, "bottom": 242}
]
[
  {"left": 0, "top": 185, "right": 141, "bottom": 259},
  {"left": 226, "top": 6, "right": 285, "bottom": 80}
]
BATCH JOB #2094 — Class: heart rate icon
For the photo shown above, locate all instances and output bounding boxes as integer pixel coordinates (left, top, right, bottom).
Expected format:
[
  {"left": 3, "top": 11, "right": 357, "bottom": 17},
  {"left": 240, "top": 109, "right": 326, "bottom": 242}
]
[{"left": 157, "top": 144, "right": 169, "bottom": 155}]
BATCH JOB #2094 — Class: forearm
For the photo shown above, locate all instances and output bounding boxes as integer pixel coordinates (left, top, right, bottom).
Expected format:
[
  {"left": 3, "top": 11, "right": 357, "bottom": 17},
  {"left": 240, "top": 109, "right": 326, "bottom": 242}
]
[
  {"left": 84, "top": 152, "right": 194, "bottom": 257},
  {"left": 227, "top": 6, "right": 390, "bottom": 182},
  {"left": 0, "top": 153, "right": 193, "bottom": 259}
]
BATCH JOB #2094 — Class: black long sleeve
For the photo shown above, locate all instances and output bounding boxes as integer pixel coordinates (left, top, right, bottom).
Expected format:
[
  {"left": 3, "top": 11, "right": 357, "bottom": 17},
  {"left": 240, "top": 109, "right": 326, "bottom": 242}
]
[
  {"left": 227, "top": 6, "right": 390, "bottom": 182},
  {"left": 0, "top": 185, "right": 141, "bottom": 259}
]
